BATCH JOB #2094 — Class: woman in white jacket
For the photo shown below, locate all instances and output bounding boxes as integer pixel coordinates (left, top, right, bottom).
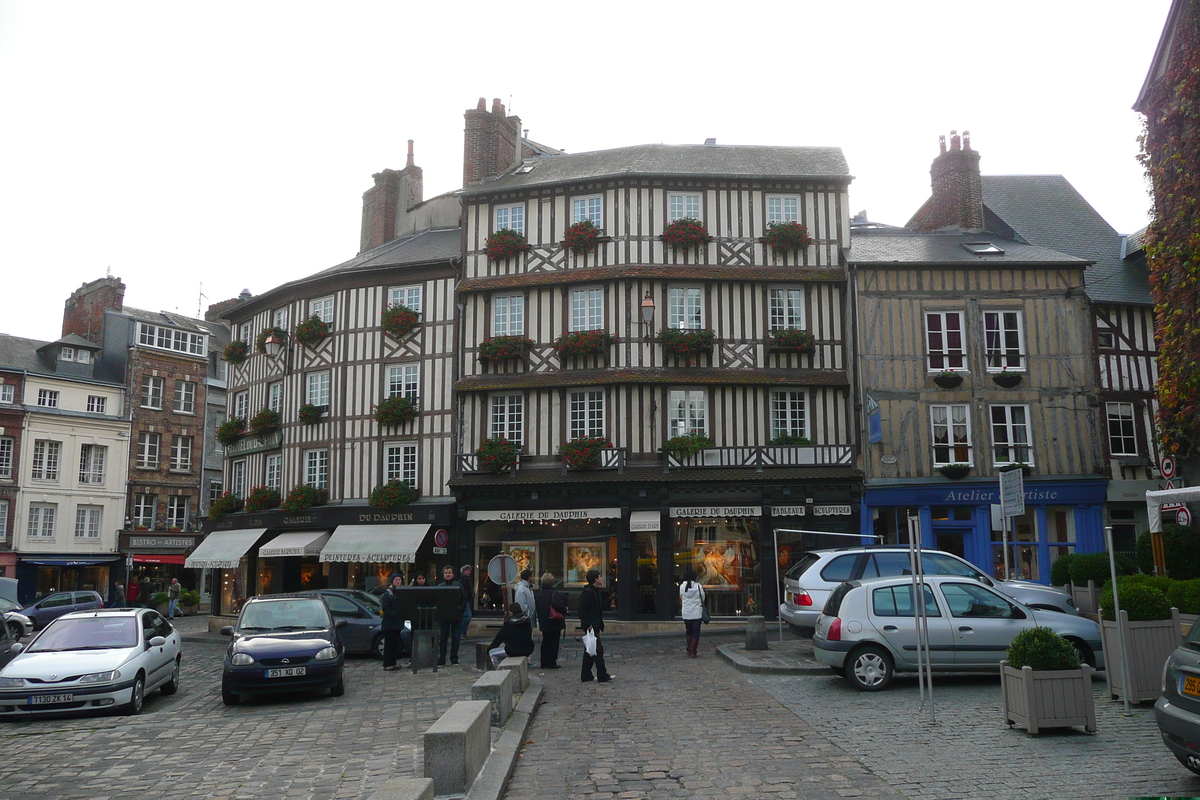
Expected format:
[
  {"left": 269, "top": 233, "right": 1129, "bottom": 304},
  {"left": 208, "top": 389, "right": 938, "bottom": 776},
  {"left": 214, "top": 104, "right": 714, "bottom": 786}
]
[{"left": 679, "top": 568, "right": 705, "bottom": 658}]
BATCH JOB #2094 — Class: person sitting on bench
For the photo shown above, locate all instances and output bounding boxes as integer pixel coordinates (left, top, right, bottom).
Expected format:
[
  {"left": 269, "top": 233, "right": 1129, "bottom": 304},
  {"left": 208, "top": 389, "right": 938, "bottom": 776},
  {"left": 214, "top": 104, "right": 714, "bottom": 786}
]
[{"left": 486, "top": 602, "right": 535, "bottom": 670}]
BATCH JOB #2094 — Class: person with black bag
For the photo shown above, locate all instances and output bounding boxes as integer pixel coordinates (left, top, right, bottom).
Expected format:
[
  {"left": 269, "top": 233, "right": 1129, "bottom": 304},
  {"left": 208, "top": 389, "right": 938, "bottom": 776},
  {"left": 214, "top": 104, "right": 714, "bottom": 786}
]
[
  {"left": 379, "top": 573, "right": 406, "bottom": 671},
  {"left": 534, "top": 572, "right": 567, "bottom": 669},
  {"left": 679, "top": 568, "right": 706, "bottom": 658},
  {"left": 578, "top": 568, "right": 613, "bottom": 682}
]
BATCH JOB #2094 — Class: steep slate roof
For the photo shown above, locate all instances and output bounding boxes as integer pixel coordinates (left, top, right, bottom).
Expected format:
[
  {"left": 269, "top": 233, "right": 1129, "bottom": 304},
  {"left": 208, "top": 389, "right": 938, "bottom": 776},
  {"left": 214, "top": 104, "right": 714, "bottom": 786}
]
[
  {"left": 0, "top": 335, "right": 121, "bottom": 384},
  {"left": 120, "top": 306, "right": 227, "bottom": 338},
  {"left": 847, "top": 230, "right": 1087, "bottom": 267},
  {"left": 310, "top": 227, "right": 461, "bottom": 278},
  {"left": 980, "top": 175, "right": 1150, "bottom": 305},
  {"left": 460, "top": 143, "right": 850, "bottom": 194}
]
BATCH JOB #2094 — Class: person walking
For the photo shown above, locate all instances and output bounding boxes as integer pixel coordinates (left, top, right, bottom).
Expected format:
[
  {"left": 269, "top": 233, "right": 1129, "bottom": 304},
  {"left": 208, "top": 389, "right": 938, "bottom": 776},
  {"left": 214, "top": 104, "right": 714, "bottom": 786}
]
[
  {"left": 139, "top": 577, "right": 152, "bottom": 609},
  {"left": 380, "top": 573, "right": 406, "bottom": 670},
  {"left": 578, "top": 568, "right": 613, "bottom": 683},
  {"left": 513, "top": 569, "right": 536, "bottom": 620},
  {"left": 486, "top": 602, "right": 535, "bottom": 669},
  {"left": 438, "top": 565, "right": 466, "bottom": 666},
  {"left": 458, "top": 564, "right": 474, "bottom": 638},
  {"left": 534, "top": 572, "right": 567, "bottom": 669},
  {"left": 125, "top": 576, "right": 139, "bottom": 608},
  {"left": 410, "top": 572, "right": 427, "bottom": 586},
  {"left": 110, "top": 581, "right": 126, "bottom": 610},
  {"left": 679, "top": 568, "right": 705, "bottom": 658},
  {"left": 166, "top": 578, "right": 182, "bottom": 619}
]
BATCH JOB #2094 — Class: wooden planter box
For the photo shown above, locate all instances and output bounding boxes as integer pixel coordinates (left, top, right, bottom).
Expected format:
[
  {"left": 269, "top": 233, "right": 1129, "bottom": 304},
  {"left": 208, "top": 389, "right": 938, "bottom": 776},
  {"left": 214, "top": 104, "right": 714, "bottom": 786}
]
[
  {"left": 1100, "top": 607, "right": 1183, "bottom": 703},
  {"left": 1001, "top": 661, "right": 1096, "bottom": 734},
  {"left": 1070, "top": 580, "right": 1099, "bottom": 615}
]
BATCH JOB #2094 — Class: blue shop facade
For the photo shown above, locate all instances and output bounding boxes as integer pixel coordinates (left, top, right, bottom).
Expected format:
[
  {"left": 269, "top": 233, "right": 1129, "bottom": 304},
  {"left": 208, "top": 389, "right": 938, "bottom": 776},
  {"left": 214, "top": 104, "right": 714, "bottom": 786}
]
[{"left": 863, "top": 478, "right": 1108, "bottom": 584}]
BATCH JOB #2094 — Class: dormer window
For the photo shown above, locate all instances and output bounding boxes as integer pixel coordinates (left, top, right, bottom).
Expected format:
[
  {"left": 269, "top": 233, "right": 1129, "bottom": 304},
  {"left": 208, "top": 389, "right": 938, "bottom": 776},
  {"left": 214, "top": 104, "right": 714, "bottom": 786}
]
[
  {"left": 60, "top": 347, "right": 75, "bottom": 362},
  {"left": 962, "top": 241, "right": 1004, "bottom": 255}
]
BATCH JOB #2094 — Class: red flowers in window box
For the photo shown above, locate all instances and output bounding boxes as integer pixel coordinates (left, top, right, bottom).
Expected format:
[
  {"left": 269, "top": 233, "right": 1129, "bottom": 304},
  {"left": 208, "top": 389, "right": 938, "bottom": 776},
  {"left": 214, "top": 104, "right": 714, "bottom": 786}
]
[
  {"left": 558, "top": 436, "right": 613, "bottom": 469},
  {"left": 478, "top": 336, "right": 534, "bottom": 364},
  {"left": 764, "top": 221, "right": 813, "bottom": 253},
  {"left": 207, "top": 492, "right": 244, "bottom": 520},
  {"left": 564, "top": 220, "right": 601, "bottom": 255},
  {"left": 382, "top": 304, "right": 420, "bottom": 339},
  {"left": 248, "top": 408, "right": 280, "bottom": 441},
  {"left": 294, "top": 315, "right": 330, "bottom": 348},
  {"left": 369, "top": 480, "right": 416, "bottom": 508},
  {"left": 487, "top": 229, "right": 531, "bottom": 261},
  {"left": 662, "top": 217, "right": 711, "bottom": 250},
  {"left": 373, "top": 396, "right": 419, "bottom": 427},
  {"left": 659, "top": 328, "right": 715, "bottom": 364},
  {"left": 223, "top": 340, "right": 249, "bottom": 365},
  {"left": 476, "top": 437, "right": 520, "bottom": 474},
  {"left": 282, "top": 484, "right": 326, "bottom": 512},
  {"left": 554, "top": 330, "right": 617, "bottom": 359},
  {"left": 245, "top": 486, "right": 281, "bottom": 513},
  {"left": 770, "top": 328, "right": 815, "bottom": 352},
  {"left": 216, "top": 417, "right": 246, "bottom": 446}
]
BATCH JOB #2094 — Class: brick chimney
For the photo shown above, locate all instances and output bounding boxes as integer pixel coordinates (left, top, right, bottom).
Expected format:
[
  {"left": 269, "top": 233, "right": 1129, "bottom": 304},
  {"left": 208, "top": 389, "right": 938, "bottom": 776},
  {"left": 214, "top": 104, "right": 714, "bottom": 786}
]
[
  {"left": 62, "top": 276, "right": 125, "bottom": 344},
  {"left": 359, "top": 140, "right": 426, "bottom": 253},
  {"left": 917, "top": 130, "right": 983, "bottom": 232},
  {"left": 463, "top": 97, "right": 523, "bottom": 186}
]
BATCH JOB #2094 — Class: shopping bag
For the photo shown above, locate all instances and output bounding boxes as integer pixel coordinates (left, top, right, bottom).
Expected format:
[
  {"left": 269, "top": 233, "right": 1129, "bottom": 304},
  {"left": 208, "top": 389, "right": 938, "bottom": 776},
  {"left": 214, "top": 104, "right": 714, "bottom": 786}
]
[{"left": 582, "top": 627, "right": 598, "bottom": 656}]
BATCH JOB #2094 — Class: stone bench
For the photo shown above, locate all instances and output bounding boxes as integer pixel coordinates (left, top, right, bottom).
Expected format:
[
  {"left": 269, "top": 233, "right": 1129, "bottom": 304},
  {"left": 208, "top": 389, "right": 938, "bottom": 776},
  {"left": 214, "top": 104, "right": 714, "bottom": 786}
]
[
  {"left": 367, "top": 777, "right": 433, "bottom": 800},
  {"left": 423, "top": 700, "right": 491, "bottom": 796},
  {"left": 498, "top": 654, "right": 529, "bottom": 692},
  {"left": 472, "top": 669, "right": 514, "bottom": 726}
]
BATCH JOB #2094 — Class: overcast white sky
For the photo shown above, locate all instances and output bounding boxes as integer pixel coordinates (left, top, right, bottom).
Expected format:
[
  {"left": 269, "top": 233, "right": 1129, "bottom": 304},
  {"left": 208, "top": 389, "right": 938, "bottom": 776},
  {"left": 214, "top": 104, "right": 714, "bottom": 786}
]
[{"left": 0, "top": 1, "right": 1170, "bottom": 342}]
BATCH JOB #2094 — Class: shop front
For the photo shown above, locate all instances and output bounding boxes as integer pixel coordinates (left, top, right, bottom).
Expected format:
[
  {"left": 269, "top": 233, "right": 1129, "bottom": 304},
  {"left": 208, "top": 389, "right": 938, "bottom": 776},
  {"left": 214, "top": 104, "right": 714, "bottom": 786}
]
[
  {"left": 121, "top": 532, "right": 201, "bottom": 600},
  {"left": 864, "top": 478, "right": 1108, "bottom": 584},
  {"left": 16, "top": 555, "right": 120, "bottom": 604}
]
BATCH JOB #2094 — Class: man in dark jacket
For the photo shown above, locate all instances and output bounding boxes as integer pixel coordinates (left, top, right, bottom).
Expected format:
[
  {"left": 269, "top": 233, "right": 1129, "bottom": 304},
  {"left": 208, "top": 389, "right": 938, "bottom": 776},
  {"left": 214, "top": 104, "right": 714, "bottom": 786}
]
[
  {"left": 109, "top": 581, "right": 126, "bottom": 609},
  {"left": 438, "top": 565, "right": 466, "bottom": 666},
  {"left": 379, "top": 573, "right": 406, "bottom": 671},
  {"left": 534, "top": 572, "right": 567, "bottom": 669},
  {"left": 578, "top": 568, "right": 613, "bottom": 683},
  {"left": 487, "top": 602, "right": 535, "bottom": 669}
]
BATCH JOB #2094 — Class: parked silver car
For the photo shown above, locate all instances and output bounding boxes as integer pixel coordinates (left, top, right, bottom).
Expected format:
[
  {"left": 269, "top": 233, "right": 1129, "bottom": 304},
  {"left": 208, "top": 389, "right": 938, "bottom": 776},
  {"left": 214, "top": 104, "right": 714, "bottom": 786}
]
[
  {"left": 1155, "top": 621, "right": 1200, "bottom": 775},
  {"left": 779, "top": 547, "right": 1077, "bottom": 631},
  {"left": 812, "top": 575, "right": 1104, "bottom": 691}
]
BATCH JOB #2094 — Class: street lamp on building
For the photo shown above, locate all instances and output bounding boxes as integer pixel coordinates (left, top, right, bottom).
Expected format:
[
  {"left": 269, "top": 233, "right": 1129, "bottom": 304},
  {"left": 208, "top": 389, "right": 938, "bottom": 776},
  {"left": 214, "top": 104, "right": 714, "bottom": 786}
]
[
  {"left": 640, "top": 292, "right": 655, "bottom": 340},
  {"left": 262, "top": 332, "right": 286, "bottom": 357}
]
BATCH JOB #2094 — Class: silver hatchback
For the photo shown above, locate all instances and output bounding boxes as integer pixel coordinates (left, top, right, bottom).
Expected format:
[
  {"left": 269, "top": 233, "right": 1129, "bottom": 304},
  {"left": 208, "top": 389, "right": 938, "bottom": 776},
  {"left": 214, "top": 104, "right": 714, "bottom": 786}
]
[
  {"left": 1155, "top": 622, "right": 1200, "bottom": 775},
  {"left": 812, "top": 575, "right": 1104, "bottom": 691}
]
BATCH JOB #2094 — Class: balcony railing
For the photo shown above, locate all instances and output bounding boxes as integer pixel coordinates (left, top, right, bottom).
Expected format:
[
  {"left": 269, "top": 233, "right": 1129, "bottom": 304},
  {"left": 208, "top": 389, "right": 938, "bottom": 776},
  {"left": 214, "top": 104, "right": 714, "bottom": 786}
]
[
  {"left": 456, "top": 451, "right": 523, "bottom": 475},
  {"left": 663, "top": 445, "right": 853, "bottom": 473},
  {"left": 557, "top": 447, "right": 627, "bottom": 476}
]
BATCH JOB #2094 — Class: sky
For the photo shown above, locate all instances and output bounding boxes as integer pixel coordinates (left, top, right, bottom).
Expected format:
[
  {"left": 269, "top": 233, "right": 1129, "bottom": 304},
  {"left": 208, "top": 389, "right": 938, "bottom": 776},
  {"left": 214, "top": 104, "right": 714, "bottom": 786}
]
[{"left": 0, "top": 1, "right": 1171, "bottom": 342}]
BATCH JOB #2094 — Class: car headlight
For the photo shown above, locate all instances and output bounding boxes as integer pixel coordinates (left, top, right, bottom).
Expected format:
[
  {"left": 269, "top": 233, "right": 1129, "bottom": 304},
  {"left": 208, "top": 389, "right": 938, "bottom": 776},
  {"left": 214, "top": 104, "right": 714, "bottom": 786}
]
[
  {"left": 0, "top": 677, "right": 25, "bottom": 688},
  {"left": 314, "top": 647, "right": 338, "bottom": 661},
  {"left": 231, "top": 653, "right": 255, "bottom": 666},
  {"left": 78, "top": 670, "right": 121, "bottom": 684}
]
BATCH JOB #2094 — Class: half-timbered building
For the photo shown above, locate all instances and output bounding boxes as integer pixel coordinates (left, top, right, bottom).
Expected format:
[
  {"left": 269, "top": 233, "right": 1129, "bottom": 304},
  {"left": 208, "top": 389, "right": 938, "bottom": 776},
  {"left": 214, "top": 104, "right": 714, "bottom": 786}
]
[{"left": 451, "top": 99, "right": 860, "bottom": 621}]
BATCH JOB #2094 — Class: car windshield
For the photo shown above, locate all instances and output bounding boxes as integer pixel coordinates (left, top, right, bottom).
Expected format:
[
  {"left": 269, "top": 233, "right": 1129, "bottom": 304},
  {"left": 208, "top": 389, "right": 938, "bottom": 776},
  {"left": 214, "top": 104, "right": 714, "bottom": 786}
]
[
  {"left": 238, "top": 599, "right": 330, "bottom": 631},
  {"left": 29, "top": 617, "right": 138, "bottom": 651}
]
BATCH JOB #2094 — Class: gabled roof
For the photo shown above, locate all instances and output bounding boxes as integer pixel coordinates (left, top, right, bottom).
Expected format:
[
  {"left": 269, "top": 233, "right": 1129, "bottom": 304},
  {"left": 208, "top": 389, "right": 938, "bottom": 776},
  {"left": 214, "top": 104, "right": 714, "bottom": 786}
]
[
  {"left": 980, "top": 175, "right": 1151, "bottom": 305},
  {"left": 0, "top": 335, "right": 121, "bottom": 384},
  {"left": 459, "top": 143, "right": 850, "bottom": 195},
  {"left": 847, "top": 229, "right": 1087, "bottom": 267}
]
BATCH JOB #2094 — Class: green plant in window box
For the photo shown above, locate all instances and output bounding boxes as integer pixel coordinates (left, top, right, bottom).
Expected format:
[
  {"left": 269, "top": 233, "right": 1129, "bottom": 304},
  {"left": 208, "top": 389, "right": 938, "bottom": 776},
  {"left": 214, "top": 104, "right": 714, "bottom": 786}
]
[
  {"left": 476, "top": 437, "right": 520, "bottom": 474},
  {"left": 373, "top": 396, "right": 419, "bottom": 427},
  {"left": 248, "top": 408, "right": 280, "bottom": 441},
  {"left": 661, "top": 217, "right": 711, "bottom": 250},
  {"left": 663, "top": 432, "right": 715, "bottom": 460},
  {"left": 770, "top": 328, "right": 815, "bottom": 352},
  {"left": 486, "top": 228, "right": 530, "bottom": 261},
  {"left": 282, "top": 484, "right": 325, "bottom": 513},
  {"left": 254, "top": 326, "right": 288, "bottom": 354},
  {"left": 933, "top": 370, "right": 963, "bottom": 388},
  {"left": 764, "top": 220, "right": 813, "bottom": 253},
  {"left": 770, "top": 434, "right": 813, "bottom": 446},
  {"left": 223, "top": 340, "right": 249, "bottom": 365},
  {"left": 563, "top": 220, "right": 601, "bottom": 255},
  {"left": 992, "top": 369, "right": 1023, "bottom": 388},
  {"left": 294, "top": 315, "right": 330, "bottom": 348},
  {"left": 554, "top": 330, "right": 617, "bottom": 359},
  {"left": 478, "top": 336, "right": 533, "bottom": 364},
  {"left": 298, "top": 403, "right": 325, "bottom": 425},
  {"left": 381, "top": 304, "right": 420, "bottom": 339},
  {"left": 659, "top": 328, "right": 715, "bottom": 364},
  {"left": 216, "top": 417, "right": 246, "bottom": 447},
  {"left": 207, "top": 492, "right": 243, "bottom": 520},
  {"left": 938, "top": 463, "right": 970, "bottom": 480},
  {"left": 558, "top": 436, "right": 612, "bottom": 469},
  {"left": 244, "top": 485, "right": 281, "bottom": 514},
  {"left": 369, "top": 480, "right": 416, "bottom": 509}
]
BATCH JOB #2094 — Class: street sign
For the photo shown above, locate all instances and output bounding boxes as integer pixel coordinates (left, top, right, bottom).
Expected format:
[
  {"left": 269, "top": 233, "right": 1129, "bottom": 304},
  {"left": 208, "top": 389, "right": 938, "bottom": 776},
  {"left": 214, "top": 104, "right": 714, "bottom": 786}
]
[
  {"left": 1000, "top": 468, "right": 1025, "bottom": 518},
  {"left": 433, "top": 528, "right": 448, "bottom": 548},
  {"left": 432, "top": 547, "right": 447, "bottom": 555},
  {"left": 1161, "top": 456, "right": 1177, "bottom": 480},
  {"left": 1178, "top": 507, "right": 1193, "bottom": 527},
  {"left": 487, "top": 554, "right": 518, "bottom": 586}
]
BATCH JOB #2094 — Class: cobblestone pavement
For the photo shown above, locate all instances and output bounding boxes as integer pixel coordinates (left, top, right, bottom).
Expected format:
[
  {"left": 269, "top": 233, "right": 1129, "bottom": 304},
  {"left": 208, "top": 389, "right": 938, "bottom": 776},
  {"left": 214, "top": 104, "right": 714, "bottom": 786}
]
[{"left": 0, "top": 628, "right": 488, "bottom": 800}]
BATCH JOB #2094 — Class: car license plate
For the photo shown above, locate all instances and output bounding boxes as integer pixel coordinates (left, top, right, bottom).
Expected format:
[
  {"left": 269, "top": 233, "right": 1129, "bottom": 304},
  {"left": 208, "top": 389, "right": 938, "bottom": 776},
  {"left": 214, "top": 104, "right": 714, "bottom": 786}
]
[
  {"left": 785, "top": 591, "right": 793, "bottom": 604},
  {"left": 266, "top": 667, "right": 306, "bottom": 678},
  {"left": 1183, "top": 675, "right": 1200, "bottom": 698},
  {"left": 29, "top": 693, "right": 72, "bottom": 705}
]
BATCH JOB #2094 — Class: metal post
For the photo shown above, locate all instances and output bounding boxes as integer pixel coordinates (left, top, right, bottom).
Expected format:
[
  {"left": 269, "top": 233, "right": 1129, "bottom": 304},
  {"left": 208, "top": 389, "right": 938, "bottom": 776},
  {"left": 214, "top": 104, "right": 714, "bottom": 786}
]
[
  {"left": 1002, "top": 514, "right": 1011, "bottom": 580},
  {"left": 909, "top": 514, "right": 934, "bottom": 722},
  {"left": 774, "top": 524, "right": 783, "bottom": 643},
  {"left": 1105, "top": 525, "right": 1132, "bottom": 716}
]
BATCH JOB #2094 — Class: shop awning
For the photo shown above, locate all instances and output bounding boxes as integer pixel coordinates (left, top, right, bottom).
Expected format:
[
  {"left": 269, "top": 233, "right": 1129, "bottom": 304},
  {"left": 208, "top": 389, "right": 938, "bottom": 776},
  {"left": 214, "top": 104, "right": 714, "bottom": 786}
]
[
  {"left": 466, "top": 507, "right": 621, "bottom": 522},
  {"left": 258, "top": 530, "right": 331, "bottom": 558},
  {"left": 21, "top": 556, "right": 119, "bottom": 566},
  {"left": 132, "top": 554, "right": 187, "bottom": 565},
  {"left": 185, "top": 528, "right": 267, "bottom": 569},
  {"left": 629, "top": 511, "right": 661, "bottom": 532},
  {"left": 319, "top": 524, "right": 430, "bottom": 564}
]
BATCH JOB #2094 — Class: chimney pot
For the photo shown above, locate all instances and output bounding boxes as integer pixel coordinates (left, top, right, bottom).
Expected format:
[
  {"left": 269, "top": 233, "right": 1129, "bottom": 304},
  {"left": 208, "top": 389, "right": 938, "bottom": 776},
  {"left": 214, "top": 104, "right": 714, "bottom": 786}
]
[
  {"left": 939, "top": 135, "right": 947, "bottom": 155},
  {"left": 963, "top": 130, "right": 972, "bottom": 150},
  {"left": 950, "top": 130, "right": 961, "bottom": 151},
  {"left": 476, "top": 97, "right": 486, "bottom": 110},
  {"left": 492, "top": 97, "right": 504, "bottom": 116},
  {"left": 406, "top": 139, "right": 415, "bottom": 168}
]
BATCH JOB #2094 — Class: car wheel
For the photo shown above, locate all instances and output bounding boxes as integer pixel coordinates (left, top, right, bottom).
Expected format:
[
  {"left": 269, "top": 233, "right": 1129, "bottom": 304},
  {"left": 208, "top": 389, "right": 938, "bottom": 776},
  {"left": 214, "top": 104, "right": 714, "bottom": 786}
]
[
  {"left": 847, "top": 645, "right": 893, "bottom": 691},
  {"left": 373, "top": 634, "right": 385, "bottom": 660},
  {"left": 1065, "top": 637, "right": 1097, "bottom": 669},
  {"left": 122, "top": 674, "right": 145, "bottom": 715},
  {"left": 221, "top": 678, "right": 240, "bottom": 706},
  {"left": 329, "top": 671, "right": 345, "bottom": 698},
  {"left": 5, "top": 621, "right": 21, "bottom": 641},
  {"left": 160, "top": 659, "right": 181, "bottom": 695}
]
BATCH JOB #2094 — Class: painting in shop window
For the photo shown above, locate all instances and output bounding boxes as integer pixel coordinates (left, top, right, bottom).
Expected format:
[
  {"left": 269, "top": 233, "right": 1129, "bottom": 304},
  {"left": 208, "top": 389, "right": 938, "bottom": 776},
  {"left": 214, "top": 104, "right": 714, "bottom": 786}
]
[
  {"left": 503, "top": 542, "right": 537, "bottom": 577},
  {"left": 692, "top": 540, "right": 743, "bottom": 590},
  {"left": 564, "top": 543, "right": 606, "bottom": 586}
]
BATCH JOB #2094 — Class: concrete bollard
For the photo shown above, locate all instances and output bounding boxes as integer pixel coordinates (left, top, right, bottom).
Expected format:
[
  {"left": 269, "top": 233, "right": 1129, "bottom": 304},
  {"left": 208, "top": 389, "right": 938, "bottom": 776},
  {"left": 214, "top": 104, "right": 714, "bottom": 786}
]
[
  {"left": 367, "top": 777, "right": 434, "bottom": 800},
  {"left": 423, "top": 700, "right": 491, "bottom": 796},
  {"left": 498, "top": 654, "right": 529, "bottom": 692},
  {"left": 475, "top": 640, "right": 492, "bottom": 670},
  {"left": 472, "top": 669, "right": 514, "bottom": 726},
  {"left": 745, "top": 615, "right": 768, "bottom": 650}
]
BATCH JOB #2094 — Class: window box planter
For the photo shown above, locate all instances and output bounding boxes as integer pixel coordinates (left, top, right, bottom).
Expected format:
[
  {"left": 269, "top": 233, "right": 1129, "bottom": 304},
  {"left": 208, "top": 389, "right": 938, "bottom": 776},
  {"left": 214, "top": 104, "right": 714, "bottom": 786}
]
[
  {"left": 1000, "top": 661, "right": 1097, "bottom": 734},
  {"left": 382, "top": 304, "right": 420, "bottom": 339},
  {"left": 207, "top": 492, "right": 244, "bottom": 520},
  {"left": 369, "top": 479, "right": 417, "bottom": 508},
  {"left": 933, "top": 371, "right": 963, "bottom": 389},
  {"left": 659, "top": 328, "right": 715, "bottom": 364},
  {"left": 248, "top": 408, "right": 280, "bottom": 441},
  {"left": 663, "top": 432, "right": 714, "bottom": 460},
  {"left": 768, "top": 328, "right": 815, "bottom": 353},
  {"left": 486, "top": 229, "right": 530, "bottom": 261},
  {"left": 1100, "top": 607, "right": 1182, "bottom": 703},
  {"left": 223, "top": 340, "right": 249, "bottom": 365},
  {"left": 216, "top": 417, "right": 246, "bottom": 446},
  {"left": 282, "top": 484, "right": 327, "bottom": 513},
  {"left": 294, "top": 315, "right": 330, "bottom": 348},
  {"left": 554, "top": 330, "right": 617, "bottom": 360},
  {"left": 938, "top": 464, "right": 971, "bottom": 480},
  {"left": 558, "top": 436, "right": 612, "bottom": 470},
  {"left": 763, "top": 221, "right": 813, "bottom": 253},
  {"left": 478, "top": 336, "right": 533, "bottom": 365},
  {"left": 661, "top": 217, "right": 712, "bottom": 250},
  {"left": 992, "top": 371, "right": 1023, "bottom": 388},
  {"left": 1000, "top": 463, "right": 1033, "bottom": 477},
  {"left": 563, "top": 220, "right": 602, "bottom": 255},
  {"left": 770, "top": 434, "right": 813, "bottom": 446},
  {"left": 373, "top": 396, "right": 419, "bottom": 427},
  {"left": 245, "top": 486, "right": 281, "bottom": 514},
  {"left": 476, "top": 438, "right": 520, "bottom": 474},
  {"left": 255, "top": 327, "right": 288, "bottom": 354},
  {"left": 298, "top": 404, "right": 326, "bottom": 425}
]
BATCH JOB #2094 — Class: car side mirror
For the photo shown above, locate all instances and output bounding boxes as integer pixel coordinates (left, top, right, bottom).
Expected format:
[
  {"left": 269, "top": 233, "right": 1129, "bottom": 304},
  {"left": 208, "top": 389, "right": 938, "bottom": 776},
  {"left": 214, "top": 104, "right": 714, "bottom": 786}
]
[
  {"left": 148, "top": 636, "right": 167, "bottom": 647},
  {"left": 335, "top": 619, "right": 348, "bottom": 629},
  {"left": 10, "top": 642, "right": 24, "bottom": 654},
  {"left": 220, "top": 626, "right": 234, "bottom": 636}
]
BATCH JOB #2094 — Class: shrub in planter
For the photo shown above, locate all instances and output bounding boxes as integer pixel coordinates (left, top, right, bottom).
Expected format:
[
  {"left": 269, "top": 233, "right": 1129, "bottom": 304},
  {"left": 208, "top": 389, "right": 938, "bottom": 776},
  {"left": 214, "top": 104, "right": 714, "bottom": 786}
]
[
  {"left": 764, "top": 220, "right": 813, "bottom": 253},
  {"left": 216, "top": 417, "right": 246, "bottom": 446},
  {"left": 208, "top": 492, "right": 243, "bottom": 520},
  {"left": 1006, "top": 626, "right": 1080, "bottom": 671},
  {"left": 382, "top": 304, "right": 420, "bottom": 339},
  {"left": 554, "top": 330, "right": 617, "bottom": 359},
  {"left": 1000, "top": 626, "right": 1095, "bottom": 734},
  {"left": 933, "top": 370, "right": 963, "bottom": 388},
  {"left": 1168, "top": 578, "right": 1200, "bottom": 615},
  {"left": 244, "top": 485, "right": 281, "bottom": 514},
  {"left": 476, "top": 437, "right": 520, "bottom": 474},
  {"left": 664, "top": 432, "right": 714, "bottom": 460},
  {"left": 661, "top": 217, "right": 711, "bottom": 250},
  {"left": 659, "top": 328, "right": 715, "bottom": 364},
  {"left": 1100, "top": 580, "right": 1172, "bottom": 621},
  {"left": 369, "top": 480, "right": 416, "bottom": 508},
  {"left": 223, "top": 340, "right": 249, "bottom": 365},
  {"left": 478, "top": 336, "right": 533, "bottom": 364},
  {"left": 563, "top": 220, "right": 601, "bottom": 255},
  {"left": 771, "top": 434, "right": 813, "bottom": 446},
  {"left": 151, "top": 592, "right": 169, "bottom": 609},
  {"left": 294, "top": 315, "right": 330, "bottom": 348},
  {"left": 1069, "top": 551, "right": 1136, "bottom": 586},
  {"left": 373, "top": 396, "right": 418, "bottom": 427},
  {"left": 255, "top": 326, "right": 288, "bottom": 354},
  {"left": 180, "top": 590, "right": 201, "bottom": 609},
  {"left": 558, "top": 436, "right": 612, "bottom": 469},
  {"left": 298, "top": 403, "right": 324, "bottom": 425},
  {"left": 1136, "top": 523, "right": 1200, "bottom": 579},
  {"left": 248, "top": 408, "right": 280, "bottom": 441},
  {"left": 1050, "top": 553, "right": 1075, "bottom": 586},
  {"left": 282, "top": 484, "right": 324, "bottom": 513},
  {"left": 486, "top": 229, "right": 530, "bottom": 261},
  {"left": 770, "top": 328, "right": 815, "bottom": 351}
]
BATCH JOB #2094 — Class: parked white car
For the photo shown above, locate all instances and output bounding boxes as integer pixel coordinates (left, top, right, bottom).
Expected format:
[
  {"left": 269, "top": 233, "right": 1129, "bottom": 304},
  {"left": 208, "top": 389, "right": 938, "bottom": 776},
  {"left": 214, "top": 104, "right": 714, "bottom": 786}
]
[{"left": 0, "top": 608, "right": 181, "bottom": 717}]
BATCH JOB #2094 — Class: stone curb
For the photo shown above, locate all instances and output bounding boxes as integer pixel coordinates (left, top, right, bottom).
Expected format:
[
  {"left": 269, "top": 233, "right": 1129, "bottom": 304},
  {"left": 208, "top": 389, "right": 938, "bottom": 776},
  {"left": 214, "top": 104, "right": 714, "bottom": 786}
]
[
  {"left": 715, "top": 642, "right": 832, "bottom": 676},
  {"left": 466, "top": 678, "right": 544, "bottom": 800}
]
